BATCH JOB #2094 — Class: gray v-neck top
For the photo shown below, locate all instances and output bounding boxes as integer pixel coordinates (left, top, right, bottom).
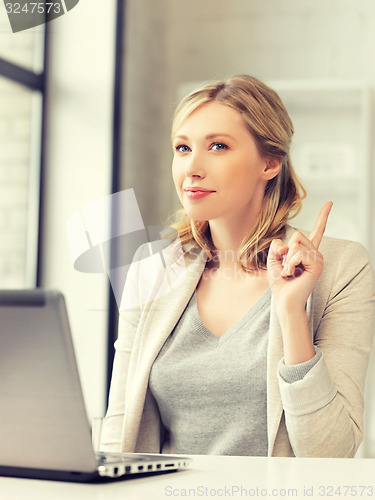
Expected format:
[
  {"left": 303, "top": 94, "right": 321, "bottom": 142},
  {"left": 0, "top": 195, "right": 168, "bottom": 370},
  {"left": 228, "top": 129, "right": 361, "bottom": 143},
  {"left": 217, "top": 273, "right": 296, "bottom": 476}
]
[{"left": 149, "top": 288, "right": 271, "bottom": 456}]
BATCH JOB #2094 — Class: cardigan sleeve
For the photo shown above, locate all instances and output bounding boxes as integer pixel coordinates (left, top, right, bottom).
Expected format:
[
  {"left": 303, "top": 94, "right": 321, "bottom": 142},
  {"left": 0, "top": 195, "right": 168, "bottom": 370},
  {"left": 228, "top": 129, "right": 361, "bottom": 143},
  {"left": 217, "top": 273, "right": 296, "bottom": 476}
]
[
  {"left": 278, "top": 347, "right": 322, "bottom": 383},
  {"left": 99, "top": 247, "right": 145, "bottom": 452},
  {"left": 277, "top": 240, "right": 375, "bottom": 457}
]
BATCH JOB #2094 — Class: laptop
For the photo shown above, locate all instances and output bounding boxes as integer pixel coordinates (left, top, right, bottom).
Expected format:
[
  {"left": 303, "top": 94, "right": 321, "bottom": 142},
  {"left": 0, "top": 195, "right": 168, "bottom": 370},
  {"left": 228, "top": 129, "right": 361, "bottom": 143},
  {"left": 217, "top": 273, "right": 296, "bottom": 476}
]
[{"left": 0, "top": 289, "right": 191, "bottom": 482}]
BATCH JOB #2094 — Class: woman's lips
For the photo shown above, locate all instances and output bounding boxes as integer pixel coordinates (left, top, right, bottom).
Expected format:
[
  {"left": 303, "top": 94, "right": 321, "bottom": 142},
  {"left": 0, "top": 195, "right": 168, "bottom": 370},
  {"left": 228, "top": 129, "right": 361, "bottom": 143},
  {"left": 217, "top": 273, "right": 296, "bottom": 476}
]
[{"left": 184, "top": 189, "right": 214, "bottom": 200}]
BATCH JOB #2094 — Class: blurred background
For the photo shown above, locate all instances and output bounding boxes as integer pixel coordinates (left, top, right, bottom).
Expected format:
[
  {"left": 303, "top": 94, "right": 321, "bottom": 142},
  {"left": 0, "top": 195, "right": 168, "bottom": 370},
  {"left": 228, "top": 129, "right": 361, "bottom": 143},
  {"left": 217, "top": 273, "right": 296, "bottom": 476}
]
[{"left": 0, "top": 0, "right": 374, "bottom": 457}]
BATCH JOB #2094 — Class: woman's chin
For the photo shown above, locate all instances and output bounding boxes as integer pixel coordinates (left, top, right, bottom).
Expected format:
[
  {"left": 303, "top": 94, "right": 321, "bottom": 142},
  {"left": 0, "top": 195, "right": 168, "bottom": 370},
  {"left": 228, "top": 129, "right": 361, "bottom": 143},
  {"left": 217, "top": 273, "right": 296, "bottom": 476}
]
[
  {"left": 184, "top": 210, "right": 210, "bottom": 222},
  {"left": 181, "top": 203, "right": 213, "bottom": 219}
]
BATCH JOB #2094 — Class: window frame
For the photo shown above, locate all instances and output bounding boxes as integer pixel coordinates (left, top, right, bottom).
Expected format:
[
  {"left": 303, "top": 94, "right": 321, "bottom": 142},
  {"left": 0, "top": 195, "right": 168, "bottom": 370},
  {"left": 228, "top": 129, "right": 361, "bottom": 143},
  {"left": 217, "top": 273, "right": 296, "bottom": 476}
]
[
  {"left": 106, "top": 0, "right": 125, "bottom": 399},
  {"left": 0, "top": 26, "right": 49, "bottom": 288}
]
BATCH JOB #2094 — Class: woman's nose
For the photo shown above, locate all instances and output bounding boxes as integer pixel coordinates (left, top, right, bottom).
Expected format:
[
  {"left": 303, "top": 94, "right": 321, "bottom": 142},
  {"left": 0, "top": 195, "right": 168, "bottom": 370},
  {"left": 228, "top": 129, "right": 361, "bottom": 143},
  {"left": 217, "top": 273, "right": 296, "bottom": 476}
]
[{"left": 184, "top": 152, "right": 205, "bottom": 178}]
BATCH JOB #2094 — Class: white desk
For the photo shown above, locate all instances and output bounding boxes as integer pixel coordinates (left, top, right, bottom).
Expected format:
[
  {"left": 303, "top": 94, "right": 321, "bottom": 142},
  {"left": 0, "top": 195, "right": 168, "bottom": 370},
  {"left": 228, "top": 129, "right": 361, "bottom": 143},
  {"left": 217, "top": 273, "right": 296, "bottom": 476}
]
[{"left": 1, "top": 455, "right": 374, "bottom": 500}]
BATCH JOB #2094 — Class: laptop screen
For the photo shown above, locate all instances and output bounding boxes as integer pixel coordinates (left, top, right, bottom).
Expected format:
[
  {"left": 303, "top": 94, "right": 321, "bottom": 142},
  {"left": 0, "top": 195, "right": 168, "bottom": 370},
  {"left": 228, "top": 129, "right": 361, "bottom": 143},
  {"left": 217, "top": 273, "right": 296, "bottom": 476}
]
[{"left": 0, "top": 290, "right": 97, "bottom": 473}]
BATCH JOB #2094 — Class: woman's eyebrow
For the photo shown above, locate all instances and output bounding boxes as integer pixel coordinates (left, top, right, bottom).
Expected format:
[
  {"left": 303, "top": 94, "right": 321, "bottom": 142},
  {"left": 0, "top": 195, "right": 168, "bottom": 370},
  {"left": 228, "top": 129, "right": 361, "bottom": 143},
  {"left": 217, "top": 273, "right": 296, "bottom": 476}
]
[
  {"left": 205, "top": 133, "right": 236, "bottom": 141},
  {"left": 173, "top": 133, "right": 236, "bottom": 141}
]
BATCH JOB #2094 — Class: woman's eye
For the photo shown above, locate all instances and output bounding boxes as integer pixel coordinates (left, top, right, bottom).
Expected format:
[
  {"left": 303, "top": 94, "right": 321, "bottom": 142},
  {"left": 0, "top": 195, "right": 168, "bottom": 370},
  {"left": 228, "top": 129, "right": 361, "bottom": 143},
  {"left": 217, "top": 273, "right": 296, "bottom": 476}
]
[
  {"left": 175, "top": 144, "right": 191, "bottom": 153},
  {"left": 211, "top": 142, "right": 228, "bottom": 151}
]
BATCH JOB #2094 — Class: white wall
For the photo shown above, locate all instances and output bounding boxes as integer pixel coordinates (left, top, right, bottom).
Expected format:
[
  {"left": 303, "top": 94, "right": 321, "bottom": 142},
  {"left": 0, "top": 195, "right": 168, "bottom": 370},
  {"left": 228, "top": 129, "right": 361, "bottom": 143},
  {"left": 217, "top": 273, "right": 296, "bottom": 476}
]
[{"left": 41, "top": 0, "right": 117, "bottom": 422}]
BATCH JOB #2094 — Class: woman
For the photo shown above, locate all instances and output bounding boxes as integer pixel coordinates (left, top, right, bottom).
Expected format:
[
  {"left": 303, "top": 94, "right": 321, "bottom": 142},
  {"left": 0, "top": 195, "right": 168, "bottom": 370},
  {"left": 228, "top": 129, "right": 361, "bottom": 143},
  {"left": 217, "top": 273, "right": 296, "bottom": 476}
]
[{"left": 101, "top": 75, "right": 375, "bottom": 457}]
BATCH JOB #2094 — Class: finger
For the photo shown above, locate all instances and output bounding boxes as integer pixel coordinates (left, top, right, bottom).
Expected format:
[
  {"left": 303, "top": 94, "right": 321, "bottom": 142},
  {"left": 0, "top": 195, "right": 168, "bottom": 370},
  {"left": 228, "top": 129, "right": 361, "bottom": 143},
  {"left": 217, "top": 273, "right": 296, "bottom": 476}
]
[
  {"left": 282, "top": 246, "right": 323, "bottom": 279},
  {"left": 282, "top": 236, "right": 315, "bottom": 271},
  {"left": 267, "top": 239, "right": 288, "bottom": 265},
  {"left": 281, "top": 250, "right": 304, "bottom": 277},
  {"left": 308, "top": 201, "right": 333, "bottom": 249}
]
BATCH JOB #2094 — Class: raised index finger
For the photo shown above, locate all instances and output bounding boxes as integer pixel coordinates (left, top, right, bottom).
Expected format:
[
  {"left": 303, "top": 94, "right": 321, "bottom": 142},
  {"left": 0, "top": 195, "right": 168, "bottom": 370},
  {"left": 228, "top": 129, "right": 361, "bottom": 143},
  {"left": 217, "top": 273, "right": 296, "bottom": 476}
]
[{"left": 308, "top": 201, "right": 333, "bottom": 249}]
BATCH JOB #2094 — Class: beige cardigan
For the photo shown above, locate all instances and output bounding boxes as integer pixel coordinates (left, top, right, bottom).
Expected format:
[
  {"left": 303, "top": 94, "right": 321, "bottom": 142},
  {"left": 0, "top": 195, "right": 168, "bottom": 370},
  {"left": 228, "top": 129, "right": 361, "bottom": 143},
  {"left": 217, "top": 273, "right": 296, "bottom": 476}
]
[{"left": 101, "top": 225, "right": 375, "bottom": 457}]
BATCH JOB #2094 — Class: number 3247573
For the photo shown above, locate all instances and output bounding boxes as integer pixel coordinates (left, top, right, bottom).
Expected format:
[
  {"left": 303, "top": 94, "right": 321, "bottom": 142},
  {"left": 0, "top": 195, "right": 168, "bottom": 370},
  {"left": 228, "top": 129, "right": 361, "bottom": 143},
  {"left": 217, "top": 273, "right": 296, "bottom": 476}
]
[
  {"left": 318, "top": 485, "right": 374, "bottom": 497},
  {"left": 5, "top": 2, "right": 62, "bottom": 14}
]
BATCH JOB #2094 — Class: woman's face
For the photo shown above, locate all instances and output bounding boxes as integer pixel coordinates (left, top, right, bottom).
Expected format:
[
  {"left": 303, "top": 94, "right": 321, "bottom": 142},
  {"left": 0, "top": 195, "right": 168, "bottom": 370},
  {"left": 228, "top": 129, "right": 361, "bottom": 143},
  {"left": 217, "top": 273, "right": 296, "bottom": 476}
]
[{"left": 172, "top": 101, "right": 279, "bottom": 225}]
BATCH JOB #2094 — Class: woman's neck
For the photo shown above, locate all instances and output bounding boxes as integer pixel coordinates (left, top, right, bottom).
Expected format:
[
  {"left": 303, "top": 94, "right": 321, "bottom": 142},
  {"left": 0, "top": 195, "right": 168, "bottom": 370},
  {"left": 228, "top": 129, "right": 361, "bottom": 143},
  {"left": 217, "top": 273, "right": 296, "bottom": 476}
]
[{"left": 208, "top": 218, "right": 255, "bottom": 273}]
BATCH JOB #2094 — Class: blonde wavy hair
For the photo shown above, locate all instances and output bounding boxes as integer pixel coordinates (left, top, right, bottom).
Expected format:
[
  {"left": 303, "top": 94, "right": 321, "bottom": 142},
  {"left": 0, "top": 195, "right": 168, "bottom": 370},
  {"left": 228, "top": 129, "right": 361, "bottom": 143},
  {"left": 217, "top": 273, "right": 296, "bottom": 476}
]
[{"left": 169, "top": 75, "right": 306, "bottom": 270}]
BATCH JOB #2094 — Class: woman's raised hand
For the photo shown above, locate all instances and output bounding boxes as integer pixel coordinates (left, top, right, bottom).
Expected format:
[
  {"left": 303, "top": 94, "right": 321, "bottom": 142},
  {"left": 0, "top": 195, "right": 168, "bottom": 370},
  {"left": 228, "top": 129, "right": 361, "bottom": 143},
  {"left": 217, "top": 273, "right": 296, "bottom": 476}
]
[{"left": 267, "top": 202, "right": 333, "bottom": 314}]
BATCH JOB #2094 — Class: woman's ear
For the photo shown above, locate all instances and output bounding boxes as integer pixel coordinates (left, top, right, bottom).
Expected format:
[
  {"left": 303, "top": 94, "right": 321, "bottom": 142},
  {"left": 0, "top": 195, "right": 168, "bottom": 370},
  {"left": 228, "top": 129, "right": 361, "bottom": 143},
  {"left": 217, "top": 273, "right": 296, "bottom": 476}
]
[{"left": 262, "top": 158, "right": 282, "bottom": 181}]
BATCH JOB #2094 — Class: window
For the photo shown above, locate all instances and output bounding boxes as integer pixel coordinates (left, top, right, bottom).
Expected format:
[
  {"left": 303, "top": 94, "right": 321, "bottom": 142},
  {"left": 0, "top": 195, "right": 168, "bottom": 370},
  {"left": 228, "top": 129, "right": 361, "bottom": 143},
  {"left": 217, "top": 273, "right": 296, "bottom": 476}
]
[{"left": 0, "top": 13, "right": 46, "bottom": 287}]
